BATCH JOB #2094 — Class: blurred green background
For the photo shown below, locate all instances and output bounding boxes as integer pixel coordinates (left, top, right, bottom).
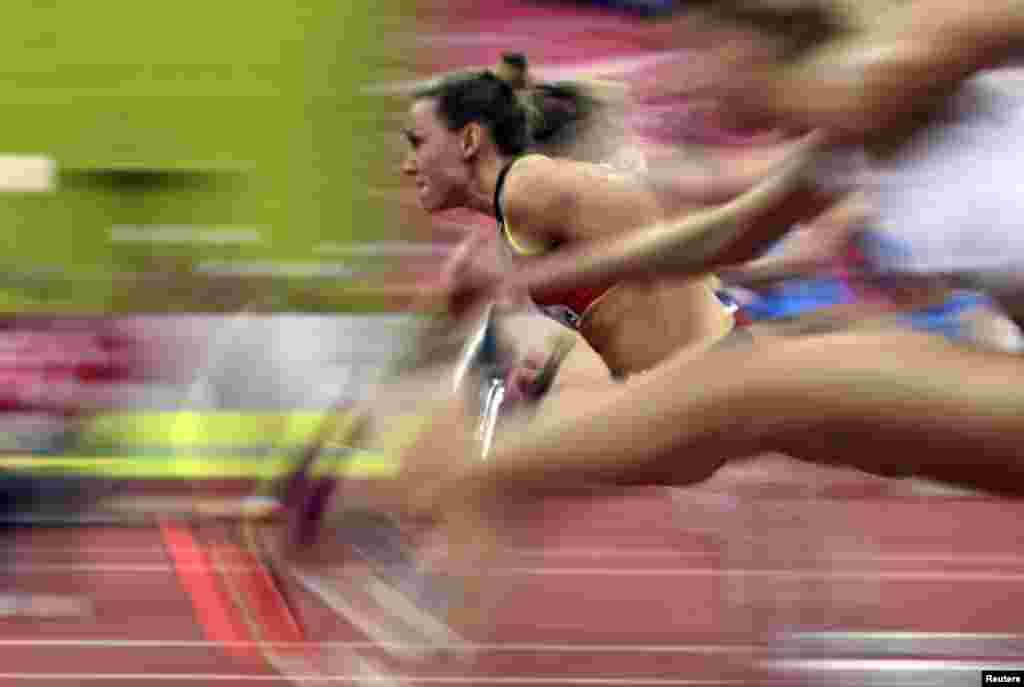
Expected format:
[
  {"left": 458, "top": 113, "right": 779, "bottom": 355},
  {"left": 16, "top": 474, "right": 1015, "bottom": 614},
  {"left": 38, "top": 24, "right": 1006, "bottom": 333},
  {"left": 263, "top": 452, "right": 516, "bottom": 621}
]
[{"left": 0, "top": 1, "right": 414, "bottom": 313}]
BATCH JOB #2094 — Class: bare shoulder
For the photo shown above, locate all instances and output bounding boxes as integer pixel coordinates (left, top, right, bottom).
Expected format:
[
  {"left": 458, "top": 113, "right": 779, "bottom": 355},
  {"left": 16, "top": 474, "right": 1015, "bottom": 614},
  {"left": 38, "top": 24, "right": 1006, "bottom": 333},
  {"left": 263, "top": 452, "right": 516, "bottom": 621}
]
[
  {"left": 502, "top": 154, "right": 578, "bottom": 198},
  {"left": 504, "top": 155, "right": 630, "bottom": 200},
  {"left": 869, "top": 0, "right": 1024, "bottom": 64},
  {"left": 500, "top": 155, "right": 580, "bottom": 240},
  {"left": 502, "top": 153, "right": 657, "bottom": 242}
]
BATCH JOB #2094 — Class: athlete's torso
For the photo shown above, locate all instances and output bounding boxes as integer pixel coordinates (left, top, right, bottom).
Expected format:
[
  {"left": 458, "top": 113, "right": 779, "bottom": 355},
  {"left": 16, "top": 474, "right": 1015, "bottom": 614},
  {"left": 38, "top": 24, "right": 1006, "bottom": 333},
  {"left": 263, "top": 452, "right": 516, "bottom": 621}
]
[
  {"left": 494, "top": 155, "right": 735, "bottom": 376},
  {"left": 494, "top": 155, "right": 617, "bottom": 330}
]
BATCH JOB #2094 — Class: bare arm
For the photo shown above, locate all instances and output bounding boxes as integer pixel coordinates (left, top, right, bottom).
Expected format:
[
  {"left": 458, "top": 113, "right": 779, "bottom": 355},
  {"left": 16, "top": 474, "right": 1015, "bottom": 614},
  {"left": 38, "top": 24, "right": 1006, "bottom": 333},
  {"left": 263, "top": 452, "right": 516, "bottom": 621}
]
[
  {"left": 504, "top": 131, "right": 833, "bottom": 299},
  {"left": 755, "top": 0, "right": 1024, "bottom": 135},
  {"left": 500, "top": 141, "right": 821, "bottom": 267},
  {"left": 643, "top": 140, "right": 800, "bottom": 207},
  {"left": 718, "top": 190, "right": 874, "bottom": 287}
]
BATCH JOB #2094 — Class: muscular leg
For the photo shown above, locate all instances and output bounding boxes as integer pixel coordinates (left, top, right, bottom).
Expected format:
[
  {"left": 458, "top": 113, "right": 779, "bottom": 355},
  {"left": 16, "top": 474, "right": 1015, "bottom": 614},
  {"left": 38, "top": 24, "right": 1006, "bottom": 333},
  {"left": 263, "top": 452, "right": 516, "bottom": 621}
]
[{"left": 467, "top": 330, "right": 1024, "bottom": 501}]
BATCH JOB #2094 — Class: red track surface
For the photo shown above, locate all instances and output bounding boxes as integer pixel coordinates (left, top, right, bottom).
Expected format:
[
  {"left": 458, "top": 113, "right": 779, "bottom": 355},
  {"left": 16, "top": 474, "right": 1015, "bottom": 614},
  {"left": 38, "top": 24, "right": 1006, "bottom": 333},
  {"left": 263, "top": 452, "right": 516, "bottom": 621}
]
[{"left": 3, "top": 456, "right": 1024, "bottom": 685}]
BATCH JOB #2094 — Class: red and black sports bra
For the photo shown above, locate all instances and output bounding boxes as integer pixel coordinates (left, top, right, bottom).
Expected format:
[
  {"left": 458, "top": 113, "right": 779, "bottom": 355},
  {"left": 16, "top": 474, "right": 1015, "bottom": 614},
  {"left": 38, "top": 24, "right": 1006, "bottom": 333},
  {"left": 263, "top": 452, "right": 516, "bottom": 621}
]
[{"left": 494, "top": 156, "right": 616, "bottom": 329}]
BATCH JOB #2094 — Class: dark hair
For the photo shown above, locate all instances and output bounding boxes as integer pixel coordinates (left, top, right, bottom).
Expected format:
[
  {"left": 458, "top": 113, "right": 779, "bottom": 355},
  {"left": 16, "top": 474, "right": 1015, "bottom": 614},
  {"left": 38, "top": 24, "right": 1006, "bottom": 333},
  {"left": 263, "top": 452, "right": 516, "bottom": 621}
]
[
  {"left": 496, "top": 52, "right": 529, "bottom": 89},
  {"left": 415, "top": 53, "right": 618, "bottom": 161},
  {"left": 414, "top": 71, "right": 531, "bottom": 157},
  {"left": 526, "top": 82, "right": 599, "bottom": 149}
]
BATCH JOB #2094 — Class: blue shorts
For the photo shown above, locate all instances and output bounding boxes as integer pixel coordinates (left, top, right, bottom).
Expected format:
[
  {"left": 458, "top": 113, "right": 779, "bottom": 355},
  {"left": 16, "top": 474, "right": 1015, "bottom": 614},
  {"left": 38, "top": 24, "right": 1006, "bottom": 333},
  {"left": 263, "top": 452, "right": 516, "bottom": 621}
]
[
  {"left": 740, "top": 277, "right": 857, "bottom": 321},
  {"left": 899, "top": 291, "right": 993, "bottom": 342},
  {"left": 738, "top": 277, "right": 994, "bottom": 343}
]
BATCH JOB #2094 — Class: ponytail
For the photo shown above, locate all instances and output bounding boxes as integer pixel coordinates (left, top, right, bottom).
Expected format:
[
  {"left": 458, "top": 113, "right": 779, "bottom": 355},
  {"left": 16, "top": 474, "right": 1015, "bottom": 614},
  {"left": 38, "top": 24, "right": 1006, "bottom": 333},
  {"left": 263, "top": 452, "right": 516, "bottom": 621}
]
[{"left": 489, "top": 52, "right": 608, "bottom": 152}]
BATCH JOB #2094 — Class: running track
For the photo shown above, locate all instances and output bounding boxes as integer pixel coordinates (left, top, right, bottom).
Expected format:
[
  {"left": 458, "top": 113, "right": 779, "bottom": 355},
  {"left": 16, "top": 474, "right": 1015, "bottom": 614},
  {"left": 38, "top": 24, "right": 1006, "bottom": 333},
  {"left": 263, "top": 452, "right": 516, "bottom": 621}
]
[{"left": 4, "top": 455, "right": 1024, "bottom": 686}]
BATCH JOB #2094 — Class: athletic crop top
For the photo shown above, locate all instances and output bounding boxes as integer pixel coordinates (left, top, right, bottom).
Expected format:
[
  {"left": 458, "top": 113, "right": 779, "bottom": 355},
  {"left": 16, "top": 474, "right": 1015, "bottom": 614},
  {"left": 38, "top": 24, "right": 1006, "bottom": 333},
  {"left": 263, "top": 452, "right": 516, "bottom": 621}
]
[{"left": 494, "top": 156, "right": 616, "bottom": 329}]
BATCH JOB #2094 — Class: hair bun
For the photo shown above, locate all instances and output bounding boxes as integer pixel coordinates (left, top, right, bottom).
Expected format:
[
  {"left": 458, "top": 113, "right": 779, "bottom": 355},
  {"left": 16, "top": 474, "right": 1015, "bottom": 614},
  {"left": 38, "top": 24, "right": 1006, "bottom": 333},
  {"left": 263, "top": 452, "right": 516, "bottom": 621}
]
[
  {"left": 493, "top": 52, "right": 531, "bottom": 90},
  {"left": 501, "top": 53, "right": 527, "bottom": 71}
]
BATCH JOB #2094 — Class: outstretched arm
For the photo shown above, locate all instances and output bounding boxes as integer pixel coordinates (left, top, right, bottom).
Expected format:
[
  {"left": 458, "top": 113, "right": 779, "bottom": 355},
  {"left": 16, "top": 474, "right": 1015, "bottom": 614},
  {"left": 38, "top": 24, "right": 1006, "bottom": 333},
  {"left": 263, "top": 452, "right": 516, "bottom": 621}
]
[
  {"left": 506, "top": 130, "right": 833, "bottom": 300},
  {"left": 643, "top": 140, "right": 801, "bottom": 207},
  {"left": 749, "top": 0, "right": 1024, "bottom": 136},
  {"left": 717, "top": 190, "right": 874, "bottom": 287}
]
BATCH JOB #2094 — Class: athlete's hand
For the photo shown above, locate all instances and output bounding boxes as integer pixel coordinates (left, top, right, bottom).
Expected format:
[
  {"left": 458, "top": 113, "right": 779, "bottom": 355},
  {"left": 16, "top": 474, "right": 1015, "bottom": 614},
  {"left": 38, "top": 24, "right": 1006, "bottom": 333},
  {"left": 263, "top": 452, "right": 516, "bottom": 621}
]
[
  {"left": 504, "top": 357, "right": 546, "bottom": 403},
  {"left": 441, "top": 231, "right": 518, "bottom": 318}
]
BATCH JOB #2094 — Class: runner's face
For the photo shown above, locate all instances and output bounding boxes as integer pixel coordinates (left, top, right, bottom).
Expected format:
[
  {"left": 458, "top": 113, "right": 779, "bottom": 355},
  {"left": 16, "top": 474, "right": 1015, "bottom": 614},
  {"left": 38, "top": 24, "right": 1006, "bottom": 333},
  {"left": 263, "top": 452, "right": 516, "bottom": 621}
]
[{"left": 402, "top": 98, "right": 471, "bottom": 213}]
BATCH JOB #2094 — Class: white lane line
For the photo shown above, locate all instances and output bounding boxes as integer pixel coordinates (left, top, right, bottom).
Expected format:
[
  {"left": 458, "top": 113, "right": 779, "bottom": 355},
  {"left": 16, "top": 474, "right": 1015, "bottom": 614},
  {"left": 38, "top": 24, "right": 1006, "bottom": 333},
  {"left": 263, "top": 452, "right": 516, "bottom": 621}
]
[
  {"left": 12, "top": 550, "right": 714, "bottom": 565},
  {"left": 508, "top": 568, "right": 1024, "bottom": 582},
  {"left": 773, "top": 630, "right": 1024, "bottom": 657},
  {"left": 766, "top": 658, "right": 1024, "bottom": 672},
  {"left": 801, "top": 552, "right": 1024, "bottom": 565},
  {"left": 512, "top": 550, "right": 1024, "bottom": 566},
  {"left": 785, "top": 631, "right": 1024, "bottom": 641},
  {"left": 26, "top": 544, "right": 1024, "bottom": 566},
  {"left": 10, "top": 564, "right": 207, "bottom": 573},
  {"left": 0, "top": 639, "right": 760, "bottom": 654},
  {"left": 0, "top": 675, "right": 747, "bottom": 684},
  {"left": 14, "top": 563, "right": 1024, "bottom": 582},
  {"left": 3, "top": 632, "right": 1022, "bottom": 652},
  {"left": 11, "top": 548, "right": 167, "bottom": 555},
  {"left": 50, "top": 546, "right": 1024, "bottom": 567}
]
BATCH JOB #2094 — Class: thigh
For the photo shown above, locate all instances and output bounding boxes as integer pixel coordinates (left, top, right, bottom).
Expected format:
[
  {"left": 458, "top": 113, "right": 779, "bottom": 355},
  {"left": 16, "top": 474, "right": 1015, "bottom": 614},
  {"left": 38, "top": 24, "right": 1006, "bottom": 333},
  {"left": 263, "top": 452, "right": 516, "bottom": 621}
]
[{"left": 732, "top": 330, "right": 1024, "bottom": 492}]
